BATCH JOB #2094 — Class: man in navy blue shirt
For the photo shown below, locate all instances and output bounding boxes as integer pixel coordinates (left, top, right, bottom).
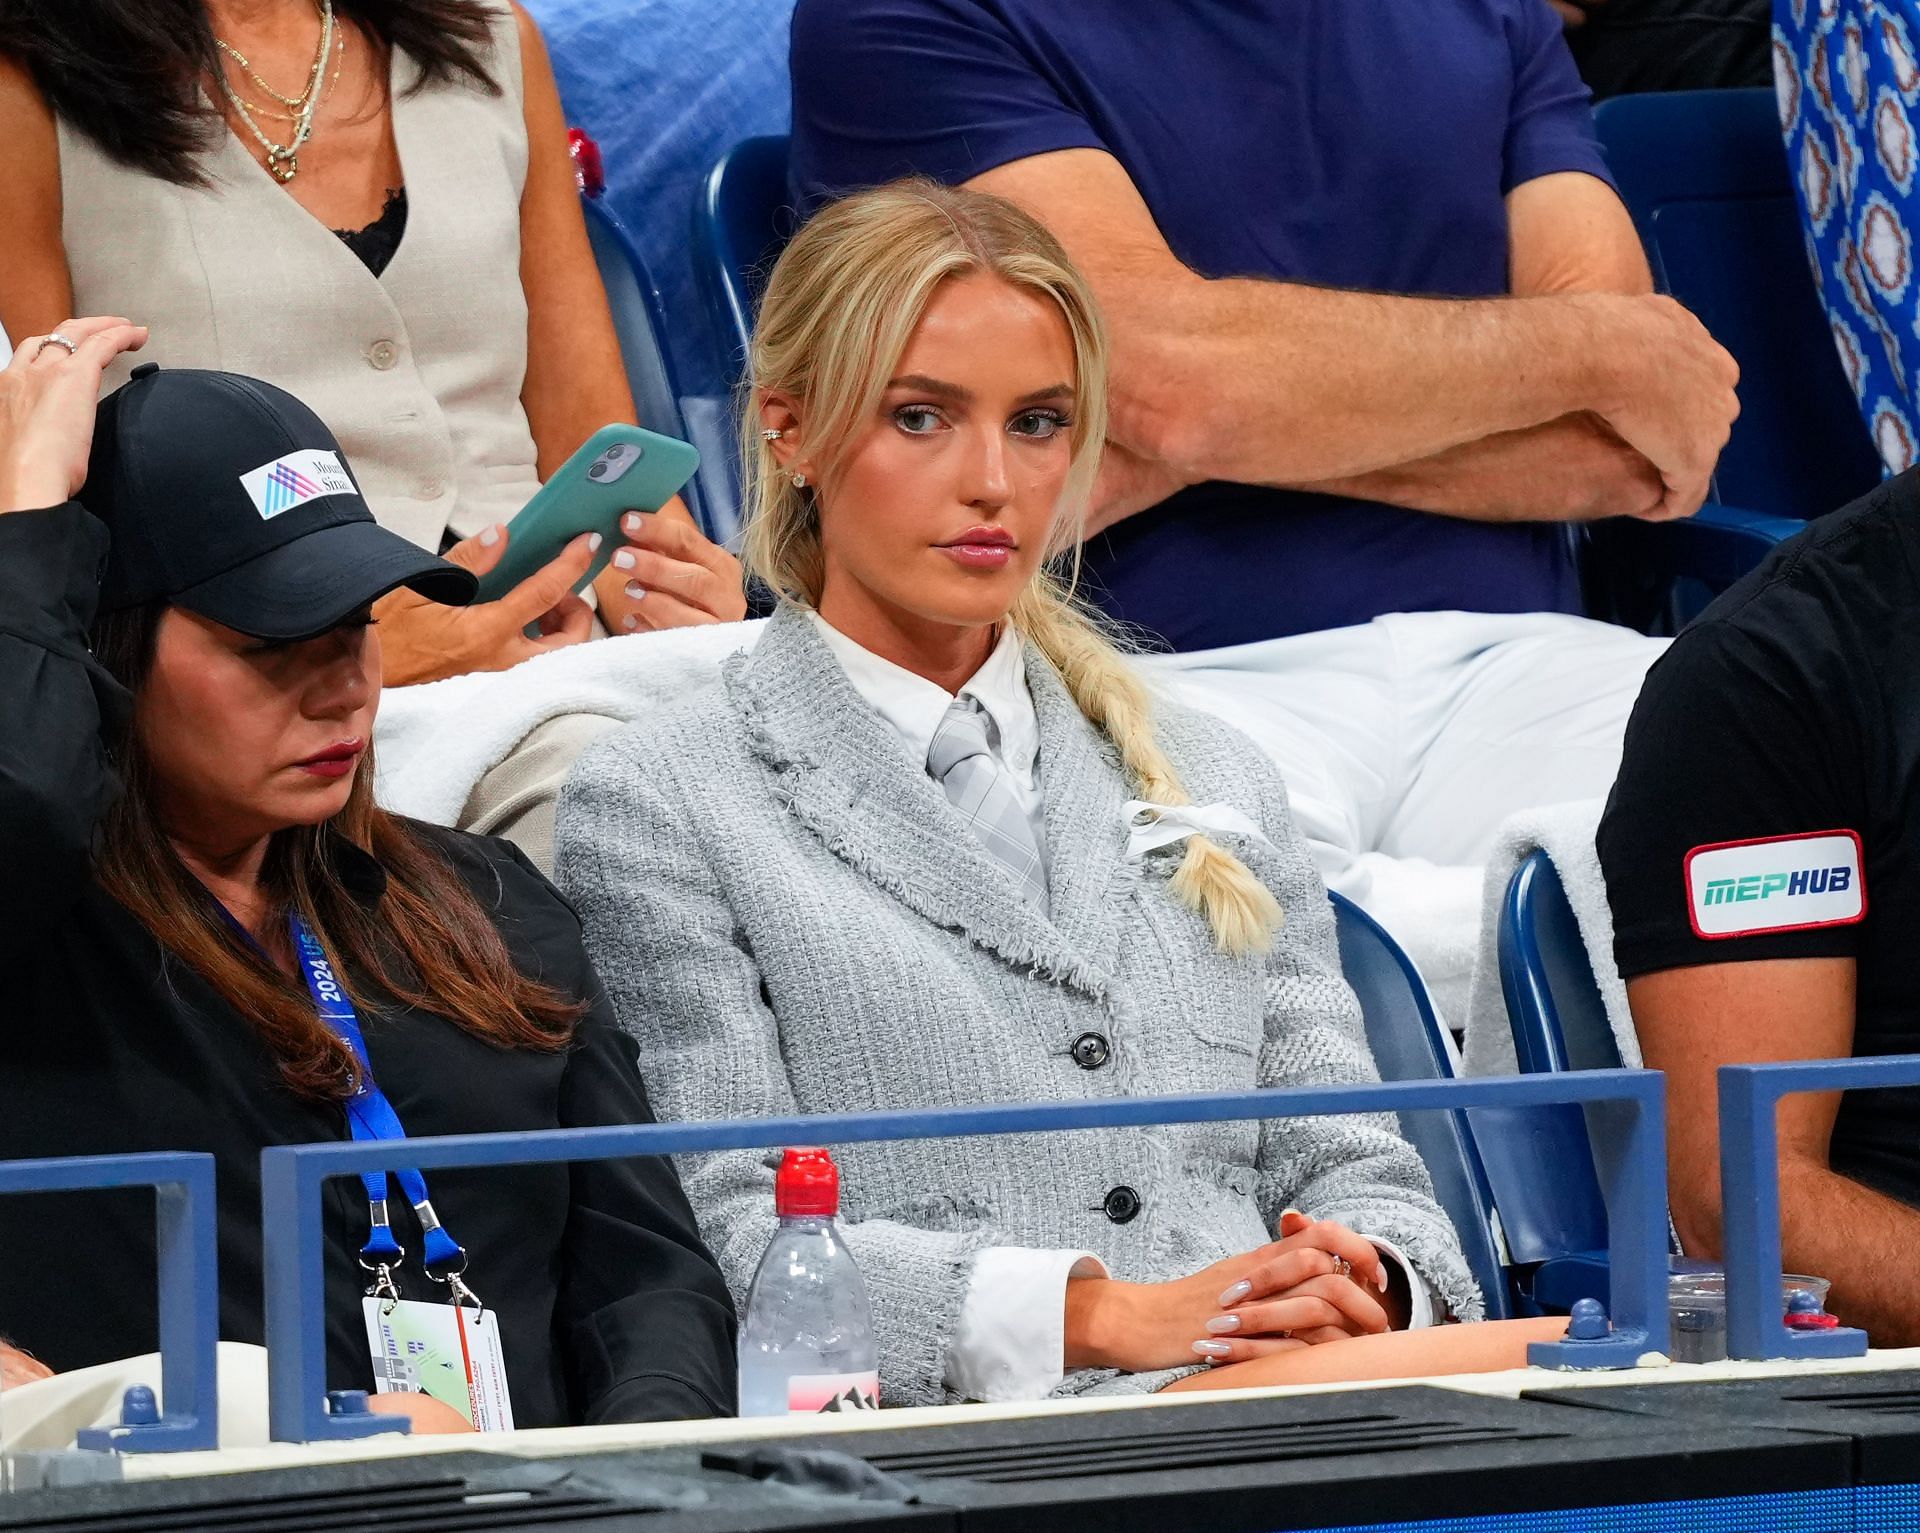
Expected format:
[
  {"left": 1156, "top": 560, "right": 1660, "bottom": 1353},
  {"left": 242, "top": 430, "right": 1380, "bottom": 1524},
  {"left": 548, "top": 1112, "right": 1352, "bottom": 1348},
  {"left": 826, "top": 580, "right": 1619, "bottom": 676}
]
[{"left": 787, "top": 0, "right": 1740, "bottom": 1010}]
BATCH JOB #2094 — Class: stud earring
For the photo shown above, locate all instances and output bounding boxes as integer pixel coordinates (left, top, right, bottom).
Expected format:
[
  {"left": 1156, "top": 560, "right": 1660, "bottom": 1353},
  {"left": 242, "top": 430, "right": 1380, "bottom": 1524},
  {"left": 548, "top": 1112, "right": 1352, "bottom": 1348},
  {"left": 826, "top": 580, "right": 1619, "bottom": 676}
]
[
  {"left": 761, "top": 428, "right": 784, "bottom": 441},
  {"left": 791, "top": 472, "right": 808, "bottom": 488}
]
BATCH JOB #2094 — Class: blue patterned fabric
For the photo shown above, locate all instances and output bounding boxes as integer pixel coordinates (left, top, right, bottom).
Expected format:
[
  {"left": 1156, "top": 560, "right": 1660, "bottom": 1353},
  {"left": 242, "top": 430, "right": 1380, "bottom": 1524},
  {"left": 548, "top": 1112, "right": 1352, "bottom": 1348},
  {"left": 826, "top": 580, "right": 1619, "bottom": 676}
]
[
  {"left": 1778, "top": 0, "right": 1920, "bottom": 472},
  {"left": 524, "top": 0, "right": 795, "bottom": 393}
]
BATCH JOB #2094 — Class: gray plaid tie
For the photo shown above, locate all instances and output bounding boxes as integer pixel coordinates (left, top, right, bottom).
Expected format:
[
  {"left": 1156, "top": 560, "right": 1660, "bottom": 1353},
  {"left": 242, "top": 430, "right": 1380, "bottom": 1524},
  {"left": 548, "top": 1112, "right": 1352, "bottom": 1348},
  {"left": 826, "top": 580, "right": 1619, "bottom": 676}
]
[{"left": 927, "top": 695, "right": 1050, "bottom": 911}]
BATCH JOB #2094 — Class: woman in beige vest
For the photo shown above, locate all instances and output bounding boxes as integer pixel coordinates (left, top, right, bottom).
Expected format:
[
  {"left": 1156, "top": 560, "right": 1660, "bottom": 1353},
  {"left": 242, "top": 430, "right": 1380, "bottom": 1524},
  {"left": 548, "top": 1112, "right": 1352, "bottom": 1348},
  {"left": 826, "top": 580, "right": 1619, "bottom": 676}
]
[{"left": 0, "top": 0, "right": 745, "bottom": 687}]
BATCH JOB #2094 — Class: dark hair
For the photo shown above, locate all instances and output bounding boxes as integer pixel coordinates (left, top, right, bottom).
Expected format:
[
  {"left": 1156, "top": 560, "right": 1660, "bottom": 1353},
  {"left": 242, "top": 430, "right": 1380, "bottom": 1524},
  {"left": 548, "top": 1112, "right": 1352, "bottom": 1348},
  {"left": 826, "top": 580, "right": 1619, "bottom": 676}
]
[
  {"left": 89, "top": 601, "right": 581, "bottom": 1102},
  {"left": 0, "top": 0, "right": 500, "bottom": 184}
]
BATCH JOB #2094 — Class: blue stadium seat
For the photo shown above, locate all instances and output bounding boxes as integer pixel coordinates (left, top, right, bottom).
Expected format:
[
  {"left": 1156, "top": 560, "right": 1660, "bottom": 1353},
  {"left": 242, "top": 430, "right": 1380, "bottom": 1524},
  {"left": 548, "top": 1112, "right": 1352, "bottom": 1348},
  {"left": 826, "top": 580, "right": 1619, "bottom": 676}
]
[
  {"left": 581, "top": 189, "right": 743, "bottom": 546},
  {"left": 1331, "top": 892, "right": 1512, "bottom": 1319},
  {"left": 693, "top": 131, "right": 1796, "bottom": 622},
  {"left": 1593, "top": 89, "right": 1882, "bottom": 523},
  {"left": 1483, "top": 850, "right": 1627, "bottom": 1313},
  {"left": 696, "top": 134, "right": 799, "bottom": 384}
]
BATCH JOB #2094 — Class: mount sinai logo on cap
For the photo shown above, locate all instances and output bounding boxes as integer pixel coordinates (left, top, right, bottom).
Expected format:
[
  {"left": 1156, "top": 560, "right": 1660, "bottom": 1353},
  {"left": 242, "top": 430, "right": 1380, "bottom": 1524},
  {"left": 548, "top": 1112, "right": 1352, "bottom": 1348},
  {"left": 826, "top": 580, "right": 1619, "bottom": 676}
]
[{"left": 239, "top": 449, "right": 357, "bottom": 519}]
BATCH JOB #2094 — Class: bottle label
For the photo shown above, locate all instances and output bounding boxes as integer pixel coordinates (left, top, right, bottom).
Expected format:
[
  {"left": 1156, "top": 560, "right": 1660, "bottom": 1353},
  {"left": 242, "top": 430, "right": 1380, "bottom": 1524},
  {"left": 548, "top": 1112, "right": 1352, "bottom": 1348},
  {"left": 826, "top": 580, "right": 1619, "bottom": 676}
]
[{"left": 787, "top": 1369, "right": 880, "bottom": 1414}]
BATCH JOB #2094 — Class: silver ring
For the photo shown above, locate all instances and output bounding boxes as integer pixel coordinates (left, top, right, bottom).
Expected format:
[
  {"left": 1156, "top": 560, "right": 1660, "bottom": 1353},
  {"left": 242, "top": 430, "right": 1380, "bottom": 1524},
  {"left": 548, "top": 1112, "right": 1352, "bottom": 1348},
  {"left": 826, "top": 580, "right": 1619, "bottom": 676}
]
[
  {"left": 34, "top": 333, "right": 78, "bottom": 358},
  {"left": 1331, "top": 1257, "right": 1353, "bottom": 1281}
]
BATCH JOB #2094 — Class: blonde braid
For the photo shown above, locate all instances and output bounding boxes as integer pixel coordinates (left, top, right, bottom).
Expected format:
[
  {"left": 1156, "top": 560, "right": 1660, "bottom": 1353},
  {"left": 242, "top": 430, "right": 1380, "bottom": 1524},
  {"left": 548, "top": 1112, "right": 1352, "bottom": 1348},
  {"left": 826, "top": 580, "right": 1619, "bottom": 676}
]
[{"left": 1011, "top": 576, "right": 1283, "bottom": 957}]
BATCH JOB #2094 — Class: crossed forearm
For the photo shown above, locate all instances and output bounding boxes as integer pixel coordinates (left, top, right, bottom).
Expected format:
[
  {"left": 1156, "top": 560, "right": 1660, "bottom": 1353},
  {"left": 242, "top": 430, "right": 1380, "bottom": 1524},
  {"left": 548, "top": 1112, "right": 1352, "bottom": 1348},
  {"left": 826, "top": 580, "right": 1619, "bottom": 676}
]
[
  {"left": 1296, "top": 411, "right": 1662, "bottom": 523},
  {"left": 1108, "top": 277, "right": 1628, "bottom": 490}
]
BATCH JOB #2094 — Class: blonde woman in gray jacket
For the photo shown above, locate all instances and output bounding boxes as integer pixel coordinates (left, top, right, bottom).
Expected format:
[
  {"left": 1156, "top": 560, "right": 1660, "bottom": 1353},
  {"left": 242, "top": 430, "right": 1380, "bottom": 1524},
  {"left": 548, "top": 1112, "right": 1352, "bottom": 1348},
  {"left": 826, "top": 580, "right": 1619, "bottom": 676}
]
[{"left": 556, "top": 181, "right": 1570, "bottom": 1408}]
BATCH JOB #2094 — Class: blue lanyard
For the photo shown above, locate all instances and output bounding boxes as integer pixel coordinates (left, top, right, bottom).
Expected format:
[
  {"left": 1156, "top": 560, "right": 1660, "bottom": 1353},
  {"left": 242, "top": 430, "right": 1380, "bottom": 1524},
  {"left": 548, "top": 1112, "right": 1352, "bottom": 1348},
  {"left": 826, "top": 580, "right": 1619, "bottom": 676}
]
[{"left": 285, "top": 913, "right": 468, "bottom": 1290}]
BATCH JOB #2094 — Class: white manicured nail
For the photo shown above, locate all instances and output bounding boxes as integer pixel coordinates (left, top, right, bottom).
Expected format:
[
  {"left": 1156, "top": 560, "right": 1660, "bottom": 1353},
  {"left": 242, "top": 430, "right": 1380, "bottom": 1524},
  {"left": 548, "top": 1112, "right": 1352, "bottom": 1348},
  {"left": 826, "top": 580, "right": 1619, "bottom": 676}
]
[
  {"left": 1376, "top": 1267, "right": 1390, "bottom": 1292},
  {"left": 624, "top": 512, "right": 645, "bottom": 533},
  {"left": 612, "top": 548, "right": 638, "bottom": 571},
  {"left": 625, "top": 580, "right": 647, "bottom": 601},
  {"left": 479, "top": 526, "right": 501, "bottom": 547},
  {"left": 1192, "top": 1341, "right": 1232, "bottom": 1359},
  {"left": 621, "top": 615, "right": 639, "bottom": 631},
  {"left": 587, "top": 532, "right": 603, "bottom": 551},
  {"left": 1218, "top": 1280, "right": 1251, "bottom": 1306},
  {"left": 1204, "top": 1314, "right": 1241, "bottom": 1334}
]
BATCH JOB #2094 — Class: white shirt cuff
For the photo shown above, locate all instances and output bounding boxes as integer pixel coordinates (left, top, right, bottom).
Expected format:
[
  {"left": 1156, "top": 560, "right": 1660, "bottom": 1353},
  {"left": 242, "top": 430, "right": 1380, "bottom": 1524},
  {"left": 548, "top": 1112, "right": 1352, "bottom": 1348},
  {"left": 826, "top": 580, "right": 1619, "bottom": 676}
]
[
  {"left": 944, "top": 1247, "right": 1108, "bottom": 1402},
  {"left": 1372, "top": 1238, "right": 1441, "bottom": 1329}
]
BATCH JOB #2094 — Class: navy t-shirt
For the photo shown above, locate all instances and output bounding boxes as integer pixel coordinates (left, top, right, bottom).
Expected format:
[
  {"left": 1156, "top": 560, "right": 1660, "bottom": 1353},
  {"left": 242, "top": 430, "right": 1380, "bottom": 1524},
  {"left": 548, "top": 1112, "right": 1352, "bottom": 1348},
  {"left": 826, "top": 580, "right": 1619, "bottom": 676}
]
[{"left": 789, "top": 0, "right": 1614, "bottom": 650}]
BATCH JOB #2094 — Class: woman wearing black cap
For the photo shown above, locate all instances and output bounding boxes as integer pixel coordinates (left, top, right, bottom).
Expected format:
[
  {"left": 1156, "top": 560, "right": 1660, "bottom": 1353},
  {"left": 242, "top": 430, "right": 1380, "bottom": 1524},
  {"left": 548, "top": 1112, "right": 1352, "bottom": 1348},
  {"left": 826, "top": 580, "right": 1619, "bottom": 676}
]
[{"left": 0, "top": 318, "right": 736, "bottom": 1430}]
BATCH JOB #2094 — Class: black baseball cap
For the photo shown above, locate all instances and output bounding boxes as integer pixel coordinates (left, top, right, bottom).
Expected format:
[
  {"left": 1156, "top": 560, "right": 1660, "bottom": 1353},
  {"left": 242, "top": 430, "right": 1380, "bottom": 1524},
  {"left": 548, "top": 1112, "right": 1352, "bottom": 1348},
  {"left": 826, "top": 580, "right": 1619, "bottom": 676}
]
[{"left": 82, "top": 365, "right": 476, "bottom": 640}]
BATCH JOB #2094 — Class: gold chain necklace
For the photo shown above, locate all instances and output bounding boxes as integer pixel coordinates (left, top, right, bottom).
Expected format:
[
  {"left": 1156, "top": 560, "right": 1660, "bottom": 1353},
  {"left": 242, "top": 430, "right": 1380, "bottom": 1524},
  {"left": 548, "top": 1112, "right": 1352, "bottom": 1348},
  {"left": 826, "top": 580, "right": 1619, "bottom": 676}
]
[
  {"left": 214, "top": 0, "right": 334, "bottom": 183},
  {"left": 228, "top": 26, "right": 344, "bottom": 125}
]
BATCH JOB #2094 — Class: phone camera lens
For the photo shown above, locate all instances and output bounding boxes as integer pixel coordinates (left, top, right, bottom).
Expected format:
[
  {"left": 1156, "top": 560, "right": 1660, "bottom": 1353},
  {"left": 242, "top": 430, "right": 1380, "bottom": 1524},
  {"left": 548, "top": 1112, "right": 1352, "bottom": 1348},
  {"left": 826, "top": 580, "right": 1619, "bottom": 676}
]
[{"left": 588, "top": 462, "right": 608, "bottom": 480}]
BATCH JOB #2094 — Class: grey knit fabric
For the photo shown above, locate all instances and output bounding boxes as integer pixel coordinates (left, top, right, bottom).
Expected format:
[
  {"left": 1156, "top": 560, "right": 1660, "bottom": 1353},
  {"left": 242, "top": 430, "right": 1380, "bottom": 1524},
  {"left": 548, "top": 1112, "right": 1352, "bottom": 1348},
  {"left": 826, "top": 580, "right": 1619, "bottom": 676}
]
[{"left": 556, "top": 603, "right": 1482, "bottom": 1409}]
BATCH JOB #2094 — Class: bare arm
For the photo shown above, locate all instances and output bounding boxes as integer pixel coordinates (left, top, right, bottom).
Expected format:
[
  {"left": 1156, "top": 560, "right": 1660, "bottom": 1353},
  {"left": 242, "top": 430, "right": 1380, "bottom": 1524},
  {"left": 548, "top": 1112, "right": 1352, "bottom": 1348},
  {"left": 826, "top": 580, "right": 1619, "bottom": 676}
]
[
  {"left": 1298, "top": 173, "right": 1665, "bottom": 522},
  {"left": 1629, "top": 958, "right": 1920, "bottom": 1345},
  {"left": 970, "top": 151, "right": 1735, "bottom": 528},
  {"left": 512, "top": 2, "right": 638, "bottom": 472},
  {"left": 0, "top": 53, "right": 75, "bottom": 344}
]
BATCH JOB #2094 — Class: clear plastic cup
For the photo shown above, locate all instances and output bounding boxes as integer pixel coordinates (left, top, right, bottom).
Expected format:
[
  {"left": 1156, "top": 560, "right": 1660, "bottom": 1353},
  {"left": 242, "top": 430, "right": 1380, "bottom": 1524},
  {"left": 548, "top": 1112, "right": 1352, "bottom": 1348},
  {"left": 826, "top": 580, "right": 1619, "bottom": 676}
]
[{"left": 1666, "top": 1269, "right": 1832, "bottom": 1363}]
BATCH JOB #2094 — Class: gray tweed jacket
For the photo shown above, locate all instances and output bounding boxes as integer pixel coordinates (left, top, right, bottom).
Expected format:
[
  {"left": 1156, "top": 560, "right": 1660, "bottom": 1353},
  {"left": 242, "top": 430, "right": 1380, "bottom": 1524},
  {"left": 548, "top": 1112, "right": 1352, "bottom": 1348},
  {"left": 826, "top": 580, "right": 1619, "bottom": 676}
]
[{"left": 556, "top": 604, "right": 1480, "bottom": 1407}]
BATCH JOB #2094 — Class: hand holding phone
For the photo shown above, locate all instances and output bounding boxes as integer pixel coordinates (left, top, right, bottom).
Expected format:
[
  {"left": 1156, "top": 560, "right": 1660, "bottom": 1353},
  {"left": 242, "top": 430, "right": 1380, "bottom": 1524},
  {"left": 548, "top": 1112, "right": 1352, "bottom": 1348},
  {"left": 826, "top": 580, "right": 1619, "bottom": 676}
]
[{"left": 473, "top": 424, "right": 700, "bottom": 604}]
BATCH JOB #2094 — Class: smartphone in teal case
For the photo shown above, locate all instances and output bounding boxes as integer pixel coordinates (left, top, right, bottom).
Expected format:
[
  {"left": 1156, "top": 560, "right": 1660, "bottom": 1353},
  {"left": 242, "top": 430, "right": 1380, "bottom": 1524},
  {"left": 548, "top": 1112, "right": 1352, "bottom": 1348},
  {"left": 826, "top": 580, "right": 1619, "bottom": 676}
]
[{"left": 472, "top": 424, "right": 701, "bottom": 603}]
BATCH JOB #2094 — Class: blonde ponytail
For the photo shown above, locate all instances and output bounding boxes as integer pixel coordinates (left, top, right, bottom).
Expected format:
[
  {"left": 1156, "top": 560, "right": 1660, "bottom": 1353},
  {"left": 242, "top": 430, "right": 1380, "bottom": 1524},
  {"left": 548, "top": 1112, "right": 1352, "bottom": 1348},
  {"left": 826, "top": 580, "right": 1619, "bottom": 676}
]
[
  {"left": 745, "top": 179, "right": 1282, "bottom": 958},
  {"left": 1010, "top": 575, "right": 1283, "bottom": 957}
]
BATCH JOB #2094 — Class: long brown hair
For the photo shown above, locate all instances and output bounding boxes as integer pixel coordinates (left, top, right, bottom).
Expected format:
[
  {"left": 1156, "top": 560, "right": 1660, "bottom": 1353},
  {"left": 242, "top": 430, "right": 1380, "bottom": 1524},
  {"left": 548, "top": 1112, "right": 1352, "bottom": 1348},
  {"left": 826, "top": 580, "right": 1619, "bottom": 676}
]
[
  {"left": 91, "top": 602, "right": 580, "bottom": 1101},
  {"left": 0, "top": 0, "right": 500, "bottom": 185}
]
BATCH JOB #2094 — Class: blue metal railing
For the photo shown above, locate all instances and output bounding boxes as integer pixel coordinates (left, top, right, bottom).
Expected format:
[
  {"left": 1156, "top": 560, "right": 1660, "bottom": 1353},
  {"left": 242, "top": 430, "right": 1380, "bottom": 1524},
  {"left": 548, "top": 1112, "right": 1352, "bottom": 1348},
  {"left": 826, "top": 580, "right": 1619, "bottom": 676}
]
[
  {"left": 262, "top": 1070, "right": 1669, "bottom": 1443},
  {"left": 0, "top": 1152, "right": 219, "bottom": 1452},
  {"left": 1718, "top": 1055, "right": 1920, "bottom": 1360}
]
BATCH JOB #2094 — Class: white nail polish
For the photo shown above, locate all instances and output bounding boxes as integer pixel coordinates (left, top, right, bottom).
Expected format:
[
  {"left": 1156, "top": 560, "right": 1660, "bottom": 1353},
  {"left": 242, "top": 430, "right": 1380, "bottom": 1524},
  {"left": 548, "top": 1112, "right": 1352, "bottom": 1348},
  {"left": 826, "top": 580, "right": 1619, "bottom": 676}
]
[
  {"left": 612, "top": 548, "right": 637, "bottom": 570},
  {"left": 479, "top": 526, "right": 501, "bottom": 547},
  {"left": 587, "top": 532, "right": 604, "bottom": 551},
  {"left": 624, "top": 512, "right": 645, "bottom": 532},
  {"left": 1375, "top": 1267, "right": 1390, "bottom": 1292},
  {"left": 1203, "top": 1314, "right": 1240, "bottom": 1335},
  {"left": 625, "top": 580, "right": 647, "bottom": 601},
  {"left": 1192, "top": 1340, "right": 1232, "bottom": 1358},
  {"left": 621, "top": 615, "right": 639, "bottom": 631},
  {"left": 1218, "top": 1280, "right": 1251, "bottom": 1306}
]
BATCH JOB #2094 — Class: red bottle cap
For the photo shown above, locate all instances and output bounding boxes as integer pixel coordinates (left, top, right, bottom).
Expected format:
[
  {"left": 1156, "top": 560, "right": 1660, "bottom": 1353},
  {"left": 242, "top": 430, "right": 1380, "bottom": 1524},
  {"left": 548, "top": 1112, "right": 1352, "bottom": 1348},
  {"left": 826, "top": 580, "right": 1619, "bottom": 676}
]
[
  {"left": 775, "top": 1147, "right": 840, "bottom": 1217},
  {"left": 567, "top": 128, "right": 606, "bottom": 199}
]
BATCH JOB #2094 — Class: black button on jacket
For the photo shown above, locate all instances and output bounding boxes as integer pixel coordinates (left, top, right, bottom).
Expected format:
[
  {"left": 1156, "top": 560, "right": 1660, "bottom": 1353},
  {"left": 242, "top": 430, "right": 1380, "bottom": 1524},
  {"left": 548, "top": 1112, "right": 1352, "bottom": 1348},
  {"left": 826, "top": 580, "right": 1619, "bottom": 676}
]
[{"left": 0, "top": 506, "right": 737, "bottom": 1426}]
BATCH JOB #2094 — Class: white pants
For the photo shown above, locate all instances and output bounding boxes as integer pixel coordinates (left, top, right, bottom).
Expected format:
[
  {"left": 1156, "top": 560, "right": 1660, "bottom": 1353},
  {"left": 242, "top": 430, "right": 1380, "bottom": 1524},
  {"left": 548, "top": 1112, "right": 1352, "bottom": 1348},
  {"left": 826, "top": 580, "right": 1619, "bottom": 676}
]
[{"left": 1142, "top": 611, "right": 1666, "bottom": 1019}]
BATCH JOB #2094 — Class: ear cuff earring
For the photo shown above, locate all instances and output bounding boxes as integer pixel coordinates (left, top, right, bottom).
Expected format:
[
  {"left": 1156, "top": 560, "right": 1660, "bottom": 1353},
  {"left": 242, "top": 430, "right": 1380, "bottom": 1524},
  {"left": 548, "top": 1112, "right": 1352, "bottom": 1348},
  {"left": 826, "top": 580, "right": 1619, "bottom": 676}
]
[{"left": 761, "top": 428, "right": 784, "bottom": 441}]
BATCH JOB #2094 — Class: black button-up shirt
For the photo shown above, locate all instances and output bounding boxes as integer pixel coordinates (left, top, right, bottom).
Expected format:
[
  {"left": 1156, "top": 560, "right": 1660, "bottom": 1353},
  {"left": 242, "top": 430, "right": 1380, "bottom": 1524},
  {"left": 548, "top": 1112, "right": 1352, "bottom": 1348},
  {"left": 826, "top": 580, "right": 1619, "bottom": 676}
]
[{"left": 0, "top": 505, "right": 736, "bottom": 1425}]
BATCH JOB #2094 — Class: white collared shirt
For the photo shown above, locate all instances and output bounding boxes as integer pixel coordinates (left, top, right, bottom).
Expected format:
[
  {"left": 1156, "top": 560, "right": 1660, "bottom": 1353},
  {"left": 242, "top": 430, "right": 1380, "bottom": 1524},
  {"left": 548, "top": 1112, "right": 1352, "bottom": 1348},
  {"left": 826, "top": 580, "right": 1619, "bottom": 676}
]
[
  {"left": 809, "top": 610, "right": 1435, "bottom": 1403},
  {"left": 808, "top": 612, "right": 1049, "bottom": 861}
]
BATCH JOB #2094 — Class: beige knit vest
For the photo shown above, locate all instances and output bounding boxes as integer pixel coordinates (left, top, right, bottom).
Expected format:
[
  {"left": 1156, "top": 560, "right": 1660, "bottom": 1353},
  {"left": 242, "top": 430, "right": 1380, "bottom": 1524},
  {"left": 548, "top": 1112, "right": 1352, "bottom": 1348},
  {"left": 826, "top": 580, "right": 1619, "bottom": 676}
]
[{"left": 60, "top": 5, "right": 537, "bottom": 551}]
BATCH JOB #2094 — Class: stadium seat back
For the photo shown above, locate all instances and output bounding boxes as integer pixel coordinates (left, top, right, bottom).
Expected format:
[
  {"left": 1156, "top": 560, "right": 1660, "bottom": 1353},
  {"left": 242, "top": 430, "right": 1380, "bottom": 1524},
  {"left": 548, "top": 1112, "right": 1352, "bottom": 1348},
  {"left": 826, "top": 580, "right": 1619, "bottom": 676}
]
[
  {"left": 1332, "top": 892, "right": 1512, "bottom": 1318},
  {"left": 1594, "top": 89, "right": 1882, "bottom": 521},
  {"left": 583, "top": 192, "right": 742, "bottom": 546},
  {"left": 1480, "top": 851, "right": 1629, "bottom": 1309},
  {"left": 696, "top": 134, "right": 798, "bottom": 378}
]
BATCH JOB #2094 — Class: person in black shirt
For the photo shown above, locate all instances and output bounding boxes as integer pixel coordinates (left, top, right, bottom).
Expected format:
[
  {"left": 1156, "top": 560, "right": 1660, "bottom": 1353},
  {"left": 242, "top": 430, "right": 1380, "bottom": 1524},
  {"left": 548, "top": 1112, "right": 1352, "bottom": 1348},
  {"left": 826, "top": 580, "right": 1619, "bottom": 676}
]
[
  {"left": 1553, "top": 0, "right": 1770, "bottom": 100},
  {"left": 1598, "top": 470, "right": 1920, "bottom": 1346},
  {"left": 0, "top": 318, "right": 735, "bottom": 1429}
]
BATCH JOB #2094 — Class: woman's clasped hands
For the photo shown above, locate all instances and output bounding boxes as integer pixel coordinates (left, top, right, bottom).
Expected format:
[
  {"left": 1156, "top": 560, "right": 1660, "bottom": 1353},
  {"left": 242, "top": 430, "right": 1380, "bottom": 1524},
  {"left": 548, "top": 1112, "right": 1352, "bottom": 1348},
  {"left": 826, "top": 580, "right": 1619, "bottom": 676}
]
[{"left": 1064, "top": 1210, "right": 1407, "bottom": 1374}]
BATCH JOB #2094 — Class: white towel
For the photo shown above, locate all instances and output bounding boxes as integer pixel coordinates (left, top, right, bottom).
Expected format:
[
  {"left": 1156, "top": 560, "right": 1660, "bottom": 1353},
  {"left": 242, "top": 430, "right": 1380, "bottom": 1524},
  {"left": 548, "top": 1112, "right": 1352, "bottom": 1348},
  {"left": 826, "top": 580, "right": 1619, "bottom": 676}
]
[
  {"left": 1460, "top": 800, "right": 1640, "bottom": 1077},
  {"left": 373, "top": 620, "right": 766, "bottom": 825}
]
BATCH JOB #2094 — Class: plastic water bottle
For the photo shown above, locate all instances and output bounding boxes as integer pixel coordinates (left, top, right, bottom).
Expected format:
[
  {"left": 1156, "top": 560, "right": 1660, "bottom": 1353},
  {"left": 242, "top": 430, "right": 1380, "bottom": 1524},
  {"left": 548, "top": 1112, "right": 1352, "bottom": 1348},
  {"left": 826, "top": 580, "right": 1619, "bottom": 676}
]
[{"left": 737, "top": 1147, "right": 880, "bottom": 1417}]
